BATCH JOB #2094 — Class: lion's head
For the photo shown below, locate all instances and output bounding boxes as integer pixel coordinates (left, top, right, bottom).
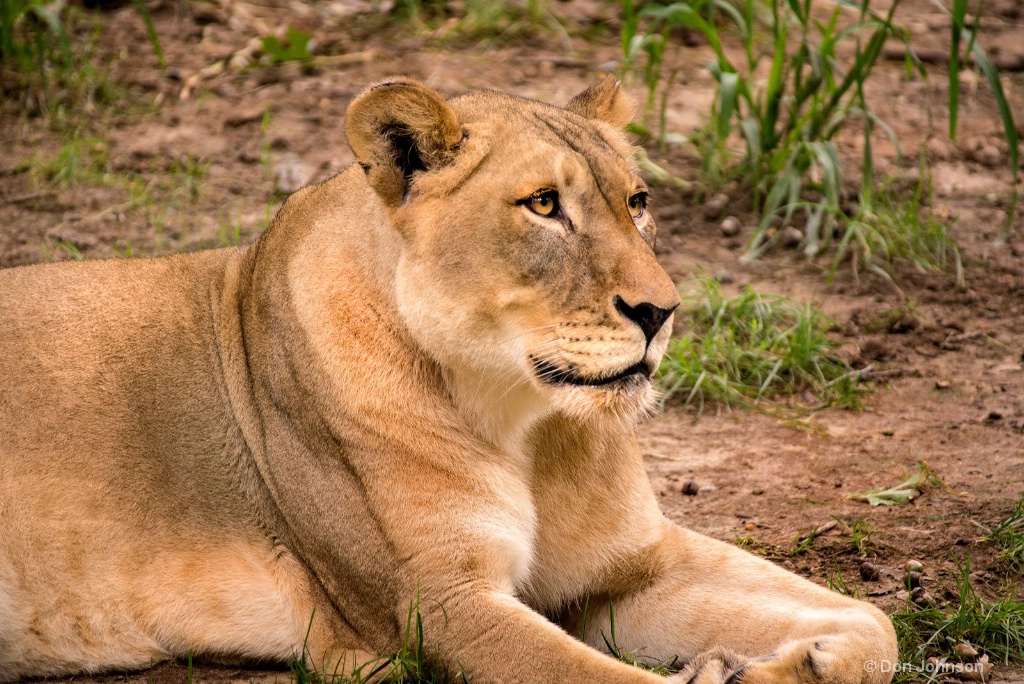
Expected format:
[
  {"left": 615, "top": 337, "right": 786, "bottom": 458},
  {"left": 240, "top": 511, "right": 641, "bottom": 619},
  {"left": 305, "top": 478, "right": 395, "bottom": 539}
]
[{"left": 345, "top": 77, "right": 680, "bottom": 434}]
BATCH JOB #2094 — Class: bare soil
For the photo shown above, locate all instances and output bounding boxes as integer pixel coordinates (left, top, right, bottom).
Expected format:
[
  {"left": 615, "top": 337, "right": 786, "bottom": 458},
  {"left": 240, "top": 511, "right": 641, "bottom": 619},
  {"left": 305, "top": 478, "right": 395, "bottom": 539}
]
[{"left": 1, "top": 1, "right": 1022, "bottom": 682}]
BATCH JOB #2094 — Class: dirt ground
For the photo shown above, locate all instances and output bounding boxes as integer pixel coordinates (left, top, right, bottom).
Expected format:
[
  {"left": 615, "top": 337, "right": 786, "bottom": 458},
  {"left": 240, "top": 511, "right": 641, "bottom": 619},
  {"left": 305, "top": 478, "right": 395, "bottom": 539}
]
[{"left": 1, "top": 0, "right": 1023, "bottom": 682}]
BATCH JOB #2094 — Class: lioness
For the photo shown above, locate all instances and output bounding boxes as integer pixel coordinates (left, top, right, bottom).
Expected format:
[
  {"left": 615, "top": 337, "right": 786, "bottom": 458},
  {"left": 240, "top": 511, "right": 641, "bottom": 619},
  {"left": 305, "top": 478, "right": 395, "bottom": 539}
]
[{"left": 0, "top": 77, "right": 896, "bottom": 683}]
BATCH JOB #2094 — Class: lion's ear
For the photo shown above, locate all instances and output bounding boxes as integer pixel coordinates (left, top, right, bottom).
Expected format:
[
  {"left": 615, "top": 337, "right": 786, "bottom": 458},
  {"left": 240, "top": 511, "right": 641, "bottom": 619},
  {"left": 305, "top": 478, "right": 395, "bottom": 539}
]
[
  {"left": 565, "top": 75, "right": 634, "bottom": 129},
  {"left": 345, "top": 78, "right": 463, "bottom": 207}
]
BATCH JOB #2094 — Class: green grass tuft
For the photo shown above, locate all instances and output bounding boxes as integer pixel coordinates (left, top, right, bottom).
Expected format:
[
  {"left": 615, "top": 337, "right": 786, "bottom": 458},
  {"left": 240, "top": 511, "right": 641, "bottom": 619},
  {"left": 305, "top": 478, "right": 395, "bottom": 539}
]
[
  {"left": 657, "top": 278, "right": 861, "bottom": 413},
  {"left": 624, "top": 0, "right": 1009, "bottom": 279},
  {"left": 892, "top": 558, "right": 1024, "bottom": 669},
  {"left": 30, "top": 132, "right": 108, "bottom": 188},
  {"left": 983, "top": 495, "right": 1024, "bottom": 573},
  {"left": 833, "top": 161, "right": 962, "bottom": 287},
  {"left": 394, "top": 0, "right": 567, "bottom": 48}
]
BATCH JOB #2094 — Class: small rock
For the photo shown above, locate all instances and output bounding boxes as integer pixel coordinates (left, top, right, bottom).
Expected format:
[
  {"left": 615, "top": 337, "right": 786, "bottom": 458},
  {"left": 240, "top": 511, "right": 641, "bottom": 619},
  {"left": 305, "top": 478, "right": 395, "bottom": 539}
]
[
  {"left": 993, "top": 0, "right": 1020, "bottom": 17},
  {"left": 715, "top": 270, "right": 734, "bottom": 284},
  {"left": 925, "top": 137, "right": 953, "bottom": 161},
  {"left": 895, "top": 589, "right": 910, "bottom": 601},
  {"left": 681, "top": 480, "right": 700, "bottom": 496},
  {"left": 719, "top": 215, "right": 741, "bottom": 237},
  {"left": 191, "top": 3, "right": 227, "bottom": 25},
  {"left": 911, "top": 587, "right": 935, "bottom": 606},
  {"left": 225, "top": 105, "right": 268, "bottom": 128},
  {"left": 703, "top": 193, "right": 729, "bottom": 221},
  {"left": 986, "top": 411, "right": 1004, "bottom": 422},
  {"left": 859, "top": 561, "right": 881, "bottom": 581},
  {"left": 751, "top": 488, "right": 765, "bottom": 496},
  {"left": 881, "top": 430, "right": 895, "bottom": 437},
  {"left": 905, "top": 571, "right": 923, "bottom": 589},
  {"left": 744, "top": 522, "right": 755, "bottom": 531},
  {"left": 935, "top": 380, "right": 951, "bottom": 390},
  {"left": 972, "top": 144, "right": 1002, "bottom": 167},
  {"left": 780, "top": 226, "right": 803, "bottom": 248},
  {"left": 734, "top": 511, "right": 753, "bottom": 520},
  {"left": 903, "top": 559, "right": 924, "bottom": 573}
]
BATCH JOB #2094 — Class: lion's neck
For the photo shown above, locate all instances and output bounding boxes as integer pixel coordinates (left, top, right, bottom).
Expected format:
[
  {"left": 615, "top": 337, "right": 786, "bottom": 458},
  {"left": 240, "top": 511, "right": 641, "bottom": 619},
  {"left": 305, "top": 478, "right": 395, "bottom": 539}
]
[{"left": 443, "top": 367, "right": 553, "bottom": 457}]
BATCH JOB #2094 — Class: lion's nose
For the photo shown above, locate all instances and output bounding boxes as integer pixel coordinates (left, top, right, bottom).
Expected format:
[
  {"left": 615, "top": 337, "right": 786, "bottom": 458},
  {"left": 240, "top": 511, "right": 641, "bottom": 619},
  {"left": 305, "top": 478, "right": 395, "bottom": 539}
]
[{"left": 613, "top": 295, "right": 677, "bottom": 345}]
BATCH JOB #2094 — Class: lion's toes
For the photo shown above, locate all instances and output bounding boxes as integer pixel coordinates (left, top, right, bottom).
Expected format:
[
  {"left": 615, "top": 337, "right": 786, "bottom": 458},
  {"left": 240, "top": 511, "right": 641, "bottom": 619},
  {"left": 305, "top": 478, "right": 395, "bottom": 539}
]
[
  {"left": 669, "top": 647, "right": 746, "bottom": 684},
  {"left": 732, "top": 637, "right": 867, "bottom": 684}
]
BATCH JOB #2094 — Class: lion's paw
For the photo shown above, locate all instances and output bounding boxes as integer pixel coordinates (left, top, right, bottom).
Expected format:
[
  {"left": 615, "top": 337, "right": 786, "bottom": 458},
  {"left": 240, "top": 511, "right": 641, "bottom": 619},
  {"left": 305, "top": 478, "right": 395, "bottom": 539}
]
[
  {"left": 667, "top": 647, "right": 746, "bottom": 684},
  {"left": 668, "top": 638, "right": 872, "bottom": 684}
]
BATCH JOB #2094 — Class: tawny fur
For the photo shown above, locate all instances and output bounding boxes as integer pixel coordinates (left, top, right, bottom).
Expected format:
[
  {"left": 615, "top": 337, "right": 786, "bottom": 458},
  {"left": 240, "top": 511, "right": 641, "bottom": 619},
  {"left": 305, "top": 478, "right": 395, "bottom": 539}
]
[{"left": 0, "top": 77, "right": 897, "bottom": 683}]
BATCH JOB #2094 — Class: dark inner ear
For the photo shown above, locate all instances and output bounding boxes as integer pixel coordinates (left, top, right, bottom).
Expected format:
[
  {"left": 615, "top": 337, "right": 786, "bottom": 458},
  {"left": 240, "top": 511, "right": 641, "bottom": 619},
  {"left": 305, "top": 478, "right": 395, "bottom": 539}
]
[{"left": 382, "top": 124, "right": 427, "bottom": 196}]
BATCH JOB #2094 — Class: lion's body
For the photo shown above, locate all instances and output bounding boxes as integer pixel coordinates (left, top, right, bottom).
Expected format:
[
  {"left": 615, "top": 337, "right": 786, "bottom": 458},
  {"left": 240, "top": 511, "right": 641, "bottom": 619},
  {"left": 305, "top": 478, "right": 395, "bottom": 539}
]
[{"left": 0, "top": 80, "right": 897, "bottom": 684}]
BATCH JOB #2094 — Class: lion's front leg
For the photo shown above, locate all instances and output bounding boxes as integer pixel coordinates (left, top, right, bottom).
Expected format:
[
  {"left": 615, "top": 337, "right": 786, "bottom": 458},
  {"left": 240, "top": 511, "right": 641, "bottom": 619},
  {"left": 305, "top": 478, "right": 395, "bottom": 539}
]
[
  {"left": 576, "top": 523, "right": 897, "bottom": 684},
  {"left": 674, "top": 637, "right": 886, "bottom": 684}
]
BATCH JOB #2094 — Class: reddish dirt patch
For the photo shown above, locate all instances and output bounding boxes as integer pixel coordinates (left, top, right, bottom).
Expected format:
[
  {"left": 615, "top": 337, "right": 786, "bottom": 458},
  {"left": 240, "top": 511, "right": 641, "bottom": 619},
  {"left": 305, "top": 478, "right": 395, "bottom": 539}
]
[{"left": 2, "top": 1, "right": 1022, "bottom": 682}]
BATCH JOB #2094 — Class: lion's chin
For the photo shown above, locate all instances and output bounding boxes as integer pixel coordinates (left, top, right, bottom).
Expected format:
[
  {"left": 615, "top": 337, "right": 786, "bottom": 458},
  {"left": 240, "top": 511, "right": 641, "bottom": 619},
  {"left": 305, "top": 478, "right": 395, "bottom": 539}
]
[{"left": 547, "top": 375, "right": 659, "bottom": 424}]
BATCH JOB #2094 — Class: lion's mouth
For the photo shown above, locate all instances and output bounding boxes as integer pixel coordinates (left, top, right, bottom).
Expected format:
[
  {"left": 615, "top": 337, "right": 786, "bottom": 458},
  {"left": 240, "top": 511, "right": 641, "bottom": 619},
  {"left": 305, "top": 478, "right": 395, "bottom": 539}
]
[{"left": 531, "top": 357, "right": 651, "bottom": 387}]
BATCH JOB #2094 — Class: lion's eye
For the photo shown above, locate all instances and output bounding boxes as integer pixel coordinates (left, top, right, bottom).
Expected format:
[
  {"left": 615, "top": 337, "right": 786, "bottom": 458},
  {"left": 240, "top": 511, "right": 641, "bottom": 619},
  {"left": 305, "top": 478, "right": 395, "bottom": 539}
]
[
  {"left": 628, "top": 192, "right": 648, "bottom": 220},
  {"left": 525, "top": 190, "right": 559, "bottom": 218}
]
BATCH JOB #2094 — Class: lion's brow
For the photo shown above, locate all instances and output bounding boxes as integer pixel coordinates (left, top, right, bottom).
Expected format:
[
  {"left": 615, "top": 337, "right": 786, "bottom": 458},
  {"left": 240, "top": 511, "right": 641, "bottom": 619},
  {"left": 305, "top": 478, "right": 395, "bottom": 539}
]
[{"left": 530, "top": 110, "right": 630, "bottom": 216}]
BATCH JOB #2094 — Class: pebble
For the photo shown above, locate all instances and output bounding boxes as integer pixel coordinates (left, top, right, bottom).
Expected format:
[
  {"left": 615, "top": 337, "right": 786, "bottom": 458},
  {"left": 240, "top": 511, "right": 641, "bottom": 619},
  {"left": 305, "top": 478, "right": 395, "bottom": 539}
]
[
  {"left": 715, "top": 270, "right": 734, "bottom": 284},
  {"left": 859, "top": 561, "right": 881, "bottom": 581},
  {"left": 903, "top": 560, "right": 924, "bottom": 575},
  {"left": 973, "top": 144, "right": 1002, "bottom": 167},
  {"left": 925, "top": 137, "right": 953, "bottom": 161},
  {"left": 703, "top": 193, "right": 729, "bottom": 221},
  {"left": 911, "top": 587, "right": 935, "bottom": 606},
  {"left": 681, "top": 480, "right": 700, "bottom": 496},
  {"left": 935, "top": 380, "right": 951, "bottom": 390},
  {"left": 225, "top": 105, "right": 269, "bottom": 128},
  {"left": 719, "top": 215, "right": 741, "bottom": 237},
  {"left": 986, "top": 411, "right": 1003, "bottom": 421},
  {"left": 905, "top": 571, "right": 923, "bottom": 589},
  {"left": 780, "top": 226, "right": 803, "bottom": 248}
]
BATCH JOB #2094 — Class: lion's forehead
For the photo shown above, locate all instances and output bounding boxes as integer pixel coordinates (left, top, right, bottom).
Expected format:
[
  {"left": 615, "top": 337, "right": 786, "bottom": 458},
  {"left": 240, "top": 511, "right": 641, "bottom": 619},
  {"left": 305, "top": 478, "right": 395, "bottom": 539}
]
[{"left": 452, "top": 93, "right": 638, "bottom": 193}]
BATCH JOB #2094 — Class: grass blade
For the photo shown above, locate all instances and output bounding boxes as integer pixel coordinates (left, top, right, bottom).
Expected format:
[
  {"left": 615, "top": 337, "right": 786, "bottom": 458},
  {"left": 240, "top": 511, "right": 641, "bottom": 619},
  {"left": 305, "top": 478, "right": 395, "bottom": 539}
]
[
  {"left": 131, "top": 0, "right": 165, "bottom": 70},
  {"left": 717, "top": 71, "right": 739, "bottom": 141},
  {"left": 948, "top": 0, "right": 967, "bottom": 139},
  {"left": 966, "top": 29, "right": 1019, "bottom": 180}
]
